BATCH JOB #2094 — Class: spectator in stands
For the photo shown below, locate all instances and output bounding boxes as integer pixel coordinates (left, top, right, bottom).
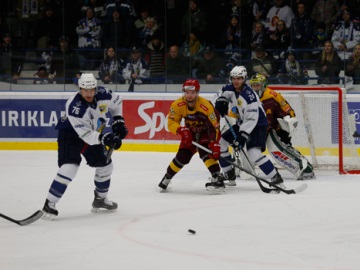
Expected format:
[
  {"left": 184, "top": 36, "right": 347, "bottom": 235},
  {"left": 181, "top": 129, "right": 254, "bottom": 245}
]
[
  {"left": 134, "top": 6, "right": 151, "bottom": 31},
  {"left": 16, "top": 0, "right": 46, "bottom": 48},
  {"left": 338, "top": 1, "right": 360, "bottom": 23},
  {"left": 165, "top": 45, "right": 191, "bottom": 84},
  {"left": 345, "top": 43, "right": 360, "bottom": 84},
  {"left": 252, "top": 0, "right": 270, "bottom": 26},
  {"left": 314, "top": 40, "right": 342, "bottom": 84},
  {"left": 230, "top": 0, "right": 253, "bottom": 38},
  {"left": 250, "top": 21, "right": 270, "bottom": 58},
  {"left": 102, "top": 0, "right": 137, "bottom": 27},
  {"left": 0, "top": 33, "right": 22, "bottom": 83},
  {"left": 312, "top": 22, "right": 331, "bottom": 59},
  {"left": 33, "top": 65, "right": 54, "bottom": 84},
  {"left": 221, "top": 14, "right": 244, "bottom": 55},
  {"left": 138, "top": 16, "right": 160, "bottom": 47},
  {"left": 219, "top": 52, "right": 240, "bottom": 83},
  {"left": 291, "top": 2, "right": 315, "bottom": 60},
  {"left": 311, "top": 0, "right": 341, "bottom": 35},
  {"left": 49, "top": 36, "right": 81, "bottom": 84},
  {"left": 182, "top": 29, "right": 204, "bottom": 65},
  {"left": 277, "top": 47, "right": 309, "bottom": 85},
  {"left": 181, "top": 0, "right": 208, "bottom": 42},
  {"left": 331, "top": 9, "right": 360, "bottom": 62},
  {"left": 268, "top": 19, "right": 291, "bottom": 60},
  {"left": 33, "top": 5, "right": 61, "bottom": 49},
  {"left": 144, "top": 31, "right": 166, "bottom": 83},
  {"left": 265, "top": 0, "right": 294, "bottom": 34},
  {"left": 122, "top": 46, "right": 149, "bottom": 91},
  {"left": 98, "top": 46, "right": 125, "bottom": 84},
  {"left": 75, "top": 7, "right": 102, "bottom": 70},
  {"left": 80, "top": 0, "right": 104, "bottom": 19},
  {"left": 102, "top": 9, "right": 133, "bottom": 49},
  {"left": 247, "top": 44, "right": 278, "bottom": 83},
  {"left": 195, "top": 44, "right": 223, "bottom": 84}
]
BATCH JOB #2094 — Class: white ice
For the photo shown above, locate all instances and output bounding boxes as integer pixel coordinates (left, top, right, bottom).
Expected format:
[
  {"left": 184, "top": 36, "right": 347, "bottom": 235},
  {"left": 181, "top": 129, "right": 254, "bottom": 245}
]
[{"left": 0, "top": 150, "right": 360, "bottom": 270}]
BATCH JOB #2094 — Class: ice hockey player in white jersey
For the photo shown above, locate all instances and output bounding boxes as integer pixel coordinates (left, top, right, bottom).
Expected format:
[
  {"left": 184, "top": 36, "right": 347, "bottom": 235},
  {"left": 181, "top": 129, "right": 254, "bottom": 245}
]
[
  {"left": 214, "top": 66, "right": 285, "bottom": 188},
  {"left": 41, "top": 73, "right": 128, "bottom": 220}
]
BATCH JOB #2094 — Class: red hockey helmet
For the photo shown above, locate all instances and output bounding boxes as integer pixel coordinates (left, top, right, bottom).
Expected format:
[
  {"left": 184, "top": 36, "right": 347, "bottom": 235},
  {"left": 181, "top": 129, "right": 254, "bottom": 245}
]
[{"left": 182, "top": 79, "right": 200, "bottom": 92}]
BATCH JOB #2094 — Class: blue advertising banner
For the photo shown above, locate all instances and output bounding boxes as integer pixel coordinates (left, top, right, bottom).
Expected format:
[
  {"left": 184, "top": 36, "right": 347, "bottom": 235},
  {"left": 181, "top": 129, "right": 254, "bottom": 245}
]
[{"left": 0, "top": 99, "right": 65, "bottom": 138}]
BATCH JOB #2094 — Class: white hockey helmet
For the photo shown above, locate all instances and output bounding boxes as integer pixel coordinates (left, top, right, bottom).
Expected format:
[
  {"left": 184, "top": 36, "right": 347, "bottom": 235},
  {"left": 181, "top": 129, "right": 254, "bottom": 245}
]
[
  {"left": 78, "top": 73, "right": 97, "bottom": 90},
  {"left": 229, "top": 66, "right": 247, "bottom": 82}
]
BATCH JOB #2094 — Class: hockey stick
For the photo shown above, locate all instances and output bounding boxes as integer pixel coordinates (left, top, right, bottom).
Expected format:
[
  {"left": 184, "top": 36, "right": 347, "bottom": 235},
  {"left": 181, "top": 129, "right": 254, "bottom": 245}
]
[
  {"left": 0, "top": 210, "right": 43, "bottom": 226},
  {"left": 222, "top": 116, "right": 277, "bottom": 193},
  {"left": 106, "top": 144, "right": 115, "bottom": 163},
  {"left": 193, "top": 141, "right": 308, "bottom": 194}
]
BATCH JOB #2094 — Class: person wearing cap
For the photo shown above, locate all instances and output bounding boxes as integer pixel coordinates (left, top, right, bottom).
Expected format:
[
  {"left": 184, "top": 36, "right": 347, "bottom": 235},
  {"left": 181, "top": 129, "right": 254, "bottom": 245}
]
[
  {"left": 195, "top": 45, "right": 223, "bottom": 84},
  {"left": 331, "top": 8, "right": 360, "bottom": 61},
  {"left": 277, "top": 48, "right": 309, "bottom": 85},
  {"left": 122, "top": 46, "right": 149, "bottom": 90},
  {"left": 246, "top": 44, "right": 278, "bottom": 83},
  {"left": 33, "top": 65, "right": 54, "bottom": 84},
  {"left": 158, "top": 79, "right": 225, "bottom": 193}
]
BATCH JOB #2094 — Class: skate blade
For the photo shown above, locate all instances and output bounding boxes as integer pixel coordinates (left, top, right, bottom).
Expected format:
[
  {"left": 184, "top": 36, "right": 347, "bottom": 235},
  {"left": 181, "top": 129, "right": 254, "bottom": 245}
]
[
  {"left": 206, "top": 186, "right": 225, "bottom": 194},
  {"left": 224, "top": 180, "right": 237, "bottom": 186},
  {"left": 91, "top": 208, "right": 117, "bottom": 213},
  {"left": 41, "top": 212, "right": 57, "bottom": 221}
]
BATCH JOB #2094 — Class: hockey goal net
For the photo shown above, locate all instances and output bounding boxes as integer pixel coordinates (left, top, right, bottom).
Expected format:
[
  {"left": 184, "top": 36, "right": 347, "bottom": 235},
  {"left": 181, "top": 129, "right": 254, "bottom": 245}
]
[{"left": 268, "top": 86, "right": 360, "bottom": 174}]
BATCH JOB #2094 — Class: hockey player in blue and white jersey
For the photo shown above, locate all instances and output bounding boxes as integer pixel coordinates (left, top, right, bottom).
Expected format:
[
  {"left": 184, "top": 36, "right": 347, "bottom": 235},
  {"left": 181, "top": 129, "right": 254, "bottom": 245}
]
[
  {"left": 214, "top": 66, "right": 285, "bottom": 188},
  {"left": 42, "top": 73, "right": 128, "bottom": 220}
]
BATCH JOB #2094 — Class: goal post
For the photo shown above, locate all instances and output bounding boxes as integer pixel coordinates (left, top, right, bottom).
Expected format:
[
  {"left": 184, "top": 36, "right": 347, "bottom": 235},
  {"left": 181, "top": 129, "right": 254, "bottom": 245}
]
[{"left": 268, "top": 85, "right": 360, "bottom": 174}]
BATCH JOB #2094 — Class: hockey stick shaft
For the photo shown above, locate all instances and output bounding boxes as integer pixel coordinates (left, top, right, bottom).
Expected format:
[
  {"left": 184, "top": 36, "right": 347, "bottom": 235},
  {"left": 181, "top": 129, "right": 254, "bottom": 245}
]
[
  {"left": 0, "top": 210, "right": 43, "bottom": 226},
  {"left": 193, "top": 141, "right": 307, "bottom": 194},
  {"left": 223, "top": 116, "right": 276, "bottom": 193}
]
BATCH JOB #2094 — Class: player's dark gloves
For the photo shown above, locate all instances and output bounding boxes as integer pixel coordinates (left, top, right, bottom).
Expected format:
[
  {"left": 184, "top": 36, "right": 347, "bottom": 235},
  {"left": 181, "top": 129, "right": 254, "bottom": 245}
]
[
  {"left": 112, "top": 116, "right": 128, "bottom": 139},
  {"left": 215, "top": 96, "right": 229, "bottom": 117},
  {"left": 101, "top": 132, "right": 122, "bottom": 150}
]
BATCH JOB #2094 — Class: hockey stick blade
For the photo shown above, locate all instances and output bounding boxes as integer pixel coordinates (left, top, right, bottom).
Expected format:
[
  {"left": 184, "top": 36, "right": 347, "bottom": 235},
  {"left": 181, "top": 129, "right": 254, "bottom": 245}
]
[
  {"left": 0, "top": 210, "right": 43, "bottom": 226},
  {"left": 192, "top": 141, "right": 308, "bottom": 194}
]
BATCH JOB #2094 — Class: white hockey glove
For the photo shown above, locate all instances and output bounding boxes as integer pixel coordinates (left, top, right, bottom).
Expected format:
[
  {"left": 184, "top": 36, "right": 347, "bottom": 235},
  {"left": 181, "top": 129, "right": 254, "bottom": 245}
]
[{"left": 277, "top": 115, "right": 298, "bottom": 136}]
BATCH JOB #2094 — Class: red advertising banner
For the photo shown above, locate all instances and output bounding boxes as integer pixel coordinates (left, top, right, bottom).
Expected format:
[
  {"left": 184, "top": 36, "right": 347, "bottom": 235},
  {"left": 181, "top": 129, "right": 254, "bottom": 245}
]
[{"left": 122, "top": 99, "right": 178, "bottom": 140}]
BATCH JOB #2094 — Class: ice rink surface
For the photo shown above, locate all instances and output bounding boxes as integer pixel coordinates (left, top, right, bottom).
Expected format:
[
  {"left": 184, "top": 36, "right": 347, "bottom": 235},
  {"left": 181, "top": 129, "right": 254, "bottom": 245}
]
[{"left": 0, "top": 150, "right": 359, "bottom": 270}]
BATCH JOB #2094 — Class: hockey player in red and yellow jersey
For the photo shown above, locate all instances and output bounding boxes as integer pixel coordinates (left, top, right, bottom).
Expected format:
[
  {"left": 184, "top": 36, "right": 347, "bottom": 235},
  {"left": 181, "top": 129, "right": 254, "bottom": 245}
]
[
  {"left": 158, "top": 79, "right": 225, "bottom": 193},
  {"left": 249, "top": 73, "right": 315, "bottom": 180}
]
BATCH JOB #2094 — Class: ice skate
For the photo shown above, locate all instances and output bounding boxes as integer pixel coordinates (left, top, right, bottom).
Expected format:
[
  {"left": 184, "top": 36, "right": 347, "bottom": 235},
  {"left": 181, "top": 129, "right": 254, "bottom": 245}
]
[
  {"left": 91, "top": 191, "right": 118, "bottom": 213},
  {"left": 270, "top": 172, "right": 286, "bottom": 189},
  {"left": 42, "top": 199, "right": 58, "bottom": 220},
  {"left": 297, "top": 166, "right": 316, "bottom": 180},
  {"left": 205, "top": 173, "right": 225, "bottom": 193},
  {"left": 158, "top": 174, "right": 172, "bottom": 191},
  {"left": 222, "top": 168, "right": 236, "bottom": 186}
]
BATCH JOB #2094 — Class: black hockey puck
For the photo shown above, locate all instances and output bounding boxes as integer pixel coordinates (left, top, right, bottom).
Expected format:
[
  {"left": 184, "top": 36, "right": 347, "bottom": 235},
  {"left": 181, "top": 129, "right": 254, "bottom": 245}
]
[{"left": 188, "top": 229, "right": 196, "bottom": 234}]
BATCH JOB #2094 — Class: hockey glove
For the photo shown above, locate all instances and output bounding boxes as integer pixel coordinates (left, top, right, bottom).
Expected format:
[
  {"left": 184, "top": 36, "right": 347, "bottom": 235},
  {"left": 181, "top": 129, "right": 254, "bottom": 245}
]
[
  {"left": 233, "top": 131, "right": 249, "bottom": 150},
  {"left": 101, "top": 132, "right": 122, "bottom": 150},
  {"left": 208, "top": 141, "right": 220, "bottom": 160},
  {"left": 215, "top": 96, "right": 229, "bottom": 117},
  {"left": 177, "top": 127, "right": 193, "bottom": 148},
  {"left": 112, "top": 116, "right": 128, "bottom": 139}
]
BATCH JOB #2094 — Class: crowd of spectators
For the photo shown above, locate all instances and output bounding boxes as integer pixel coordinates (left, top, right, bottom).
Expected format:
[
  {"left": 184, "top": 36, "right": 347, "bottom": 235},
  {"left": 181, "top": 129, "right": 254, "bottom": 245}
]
[{"left": 0, "top": 0, "right": 360, "bottom": 87}]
